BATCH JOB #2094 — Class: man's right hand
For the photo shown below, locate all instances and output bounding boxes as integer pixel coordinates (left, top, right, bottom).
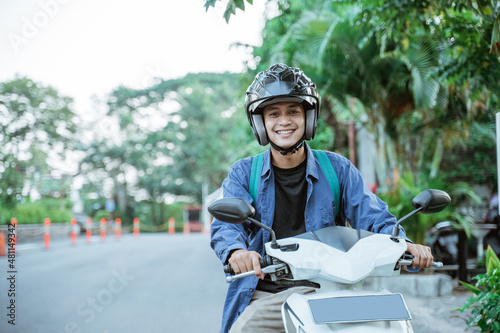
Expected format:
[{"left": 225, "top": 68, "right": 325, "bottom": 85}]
[{"left": 228, "top": 249, "right": 265, "bottom": 279}]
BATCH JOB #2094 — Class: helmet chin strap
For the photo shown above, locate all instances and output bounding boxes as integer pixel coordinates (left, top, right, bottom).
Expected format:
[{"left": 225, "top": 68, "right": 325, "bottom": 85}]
[{"left": 269, "top": 136, "right": 305, "bottom": 156}]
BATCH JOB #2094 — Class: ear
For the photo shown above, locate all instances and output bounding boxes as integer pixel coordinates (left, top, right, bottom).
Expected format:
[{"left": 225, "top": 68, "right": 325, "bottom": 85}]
[
  {"left": 252, "top": 114, "right": 269, "bottom": 146},
  {"left": 305, "top": 108, "right": 316, "bottom": 140}
]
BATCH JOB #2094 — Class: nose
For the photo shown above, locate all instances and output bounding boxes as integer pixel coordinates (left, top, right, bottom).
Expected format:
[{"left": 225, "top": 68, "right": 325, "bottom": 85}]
[{"left": 278, "top": 114, "right": 292, "bottom": 125}]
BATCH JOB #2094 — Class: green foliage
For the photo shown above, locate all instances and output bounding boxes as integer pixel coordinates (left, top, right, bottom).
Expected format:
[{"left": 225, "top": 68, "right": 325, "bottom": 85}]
[
  {"left": 0, "top": 76, "right": 77, "bottom": 149},
  {"left": 0, "top": 159, "right": 25, "bottom": 209},
  {"left": 93, "top": 210, "right": 109, "bottom": 223},
  {"left": 0, "top": 76, "right": 78, "bottom": 209},
  {"left": 441, "top": 120, "right": 497, "bottom": 186},
  {"left": 203, "top": 0, "right": 252, "bottom": 22},
  {"left": 133, "top": 201, "right": 184, "bottom": 230},
  {"left": 79, "top": 72, "right": 246, "bottom": 225},
  {"left": 0, "top": 198, "right": 73, "bottom": 224},
  {"left": 308, "top": 120, "right": 335, "bottom": 151},
  {"left": 248, "top": 0, "right": 499, "bottom": 196},
  {"left": 459, "top": 246, "right": 500, "bottom": 332},
  {"left": 377, "top": 171, "right": 479, "bottom": 243}
]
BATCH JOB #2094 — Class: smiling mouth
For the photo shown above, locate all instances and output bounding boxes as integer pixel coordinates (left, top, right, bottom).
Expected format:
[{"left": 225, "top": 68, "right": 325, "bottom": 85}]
[{"left": 276, "top": 129, "right": 295, "bottom": 135}]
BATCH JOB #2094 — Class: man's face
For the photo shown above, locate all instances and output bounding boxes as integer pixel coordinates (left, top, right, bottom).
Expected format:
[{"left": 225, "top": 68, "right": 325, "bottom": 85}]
[{"left": 262, "top": 101, "right": 305, "bottom": 150}]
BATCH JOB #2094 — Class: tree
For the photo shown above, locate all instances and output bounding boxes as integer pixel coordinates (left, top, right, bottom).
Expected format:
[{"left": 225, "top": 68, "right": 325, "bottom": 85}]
[
  {"left": 203, "top": 0, "right": 500, "bottom": 56},
  {"left": 242, "top": 0, "right": 499, "bottom": 189},
  {"left": 0, "top": 76, "right": 78, "bottom": 209},
  {"left": 79, "top": 72, "right": 249, "bottom": 225},
  {"left": 204, "top": 0, "right": 254, "bottom": 23},
  {"left": 360, "top": 0, "right": 500, "bottom": 182}
]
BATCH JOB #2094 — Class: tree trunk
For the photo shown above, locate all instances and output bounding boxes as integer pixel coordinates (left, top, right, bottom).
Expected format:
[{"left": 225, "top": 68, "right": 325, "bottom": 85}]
[
  {"left": 152, "top": 201, "right": 157, "bottom": 226},
  {"left": 322, "top": 98, "right": 346, "bottom": 153},
  {"left": 430, "top": 135, "right": 444, "bottom": 179}
]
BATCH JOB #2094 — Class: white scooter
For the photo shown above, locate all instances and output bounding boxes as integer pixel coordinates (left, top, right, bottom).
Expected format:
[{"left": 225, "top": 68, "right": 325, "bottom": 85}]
[{"left": 209, "top": 189, "right": 450, "bottom": 333}]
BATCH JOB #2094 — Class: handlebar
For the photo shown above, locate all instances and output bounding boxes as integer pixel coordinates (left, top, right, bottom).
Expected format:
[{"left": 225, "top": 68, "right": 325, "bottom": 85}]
[
  {"left": 223, "top": 255, "right": 287, "bottom": 283},
  {"left": 225, "top": 263, "right": 287, "bottom": 283},
  {"left": 398, "top": 259, "right": 443, "bottom": 268},
  {"left": 398, "top": 252, "right": 443, "bottom": 268},
  {"left": 223, "top": 255, "right": 274, "bottom": 275}
]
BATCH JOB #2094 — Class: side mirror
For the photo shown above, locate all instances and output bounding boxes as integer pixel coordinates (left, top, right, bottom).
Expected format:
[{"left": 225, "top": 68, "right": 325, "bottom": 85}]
[
  {"left": 391, "top": 189, "right": 450, "bottom": 241},
  {"left": 412, "top": 189, "right": 451, "bottom": 214},
  {"left": 208, "top": 198, "right": 255, "bottom": 224},
  {"left": 208, "top": 197, "right": 279, "bottom": 249}
]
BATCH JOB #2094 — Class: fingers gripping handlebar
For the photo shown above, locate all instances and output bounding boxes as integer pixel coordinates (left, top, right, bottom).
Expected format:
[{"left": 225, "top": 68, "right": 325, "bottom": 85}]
[
  {"left": 398, "top": 252, "right": 443, "bottom": 268},
  {"left": 223, "top": 255, "right": 274, "bottom": 275},
  {"left": 398, "top": 259, "right": 443, "bottom": 268},
  {"left": 223, "top": 255, "right": 288, "bottom": 283}
]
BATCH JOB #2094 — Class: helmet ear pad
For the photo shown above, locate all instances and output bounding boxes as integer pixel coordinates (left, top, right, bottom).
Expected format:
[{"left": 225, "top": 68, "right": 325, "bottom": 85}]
[
  {"left": 305, "top": 108, "right": 317, "bottom": 140},
  {"left": 251, "top": 113, "right": 269, "bottom": 146}
]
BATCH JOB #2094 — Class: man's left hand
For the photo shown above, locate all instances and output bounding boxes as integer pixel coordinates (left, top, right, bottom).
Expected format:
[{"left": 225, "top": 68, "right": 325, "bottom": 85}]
[{"left": 405, "top": 242, "right": 433, "bottom": 269}]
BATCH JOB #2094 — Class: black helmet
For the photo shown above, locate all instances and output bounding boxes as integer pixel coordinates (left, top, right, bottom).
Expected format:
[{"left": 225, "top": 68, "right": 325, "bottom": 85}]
[{"left": 245, "top": 63, "right": 320, "bottom": 147}]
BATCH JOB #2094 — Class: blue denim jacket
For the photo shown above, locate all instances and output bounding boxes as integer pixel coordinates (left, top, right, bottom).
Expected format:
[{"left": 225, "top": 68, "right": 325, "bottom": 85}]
[{"left": 210, "top": 144, "right": 407, "bottom": 333}]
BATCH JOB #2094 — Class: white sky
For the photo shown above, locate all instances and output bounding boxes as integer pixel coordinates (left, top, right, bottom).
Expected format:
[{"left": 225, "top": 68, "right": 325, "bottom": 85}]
[{"left": 0, "top": 0, "right": 265, "bottom": 113}]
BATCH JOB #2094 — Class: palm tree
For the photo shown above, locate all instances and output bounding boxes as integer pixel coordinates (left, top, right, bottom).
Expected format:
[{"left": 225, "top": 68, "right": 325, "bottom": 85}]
[
  {"left": 266, "top": 7, "right": 438, "bottom": 186},
  {"left": 265, "top": 2, "right": 498, "bottom": 190}
]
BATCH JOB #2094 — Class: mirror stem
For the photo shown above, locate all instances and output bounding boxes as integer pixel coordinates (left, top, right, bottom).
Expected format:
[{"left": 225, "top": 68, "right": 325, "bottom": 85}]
[
  {"left": 248, "top": 217, "right": 279, "bottom": 249},
  {"left": 390, "top": 206, "right": 424, "bottom": 241}
]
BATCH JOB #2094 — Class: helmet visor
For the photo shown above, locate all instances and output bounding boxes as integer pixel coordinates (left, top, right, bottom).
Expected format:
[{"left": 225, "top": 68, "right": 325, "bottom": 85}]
[{"left": 247, "top": 93, "right": 319, "bottom": 115}]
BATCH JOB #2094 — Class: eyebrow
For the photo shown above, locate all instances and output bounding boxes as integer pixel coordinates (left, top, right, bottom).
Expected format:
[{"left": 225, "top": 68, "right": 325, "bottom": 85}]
[{"left": 264, "top": 102, "right": 301, "bottom": 112}]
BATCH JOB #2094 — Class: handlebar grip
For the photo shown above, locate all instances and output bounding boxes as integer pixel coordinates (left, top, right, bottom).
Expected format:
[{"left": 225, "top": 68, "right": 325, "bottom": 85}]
[
  {"left": 223, "top": 255, "right": 272, "bottom": 275},
  {"left": 404, "top": 252, "right": 443, "bottom": 268},
  {"left": 398, "top": 259, "right": 444, "bottom": 268},
  {"left": 223, "top": 264, "right": 234, "bottom": 275}
]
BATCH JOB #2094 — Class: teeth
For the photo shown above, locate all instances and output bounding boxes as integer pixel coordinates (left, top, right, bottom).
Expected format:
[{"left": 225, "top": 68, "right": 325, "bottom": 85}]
[{"left": 277, "top": 130, "right": 294, "bottom": 134}]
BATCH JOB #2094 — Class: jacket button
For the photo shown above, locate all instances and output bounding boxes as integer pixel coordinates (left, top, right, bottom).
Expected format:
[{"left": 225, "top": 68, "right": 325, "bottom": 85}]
[{"left": 249, "top": 288, "right": 254, "bottom": 292}]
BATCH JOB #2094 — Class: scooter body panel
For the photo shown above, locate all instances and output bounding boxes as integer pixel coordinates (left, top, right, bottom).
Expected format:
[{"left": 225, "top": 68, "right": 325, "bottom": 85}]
[
  {"left": 265, "top": 227, "right": 407, "bottom": 284},
  {"left": 282, "top": 290, "right": 414, "bottom": 333}
]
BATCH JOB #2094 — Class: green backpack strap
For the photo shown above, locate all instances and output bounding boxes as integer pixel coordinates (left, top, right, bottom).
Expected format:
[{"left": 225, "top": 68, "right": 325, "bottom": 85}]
[
  {"left": 249, "top": 152, "right": 265, "bottom": 202},
  {"left": 249, "top": 150, "right": 340, "bottom": 218},
  {"left": 313, "top": 150, "right": 341, "bottom": 218}
]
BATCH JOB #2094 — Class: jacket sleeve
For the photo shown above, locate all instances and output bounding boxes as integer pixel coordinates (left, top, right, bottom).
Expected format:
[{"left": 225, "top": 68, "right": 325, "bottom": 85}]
[{"left": 210, "top": 158, "right": 256, "bottom": 265}]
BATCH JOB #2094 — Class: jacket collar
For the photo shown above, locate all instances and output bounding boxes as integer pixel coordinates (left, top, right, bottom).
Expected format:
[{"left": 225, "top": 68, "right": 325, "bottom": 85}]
[{"left": 261, "top": 142, "right": 320, "bottom": 180}]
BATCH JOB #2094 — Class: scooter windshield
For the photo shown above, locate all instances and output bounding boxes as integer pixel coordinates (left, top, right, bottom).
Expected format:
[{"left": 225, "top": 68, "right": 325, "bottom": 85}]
[{"left": 294, "top": 226, "right": 375, "bottom": 252}]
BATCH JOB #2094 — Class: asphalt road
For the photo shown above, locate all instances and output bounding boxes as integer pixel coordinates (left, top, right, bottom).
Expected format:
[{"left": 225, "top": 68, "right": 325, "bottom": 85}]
[{"left": 0, "top": 233, "right": 228, "bottom": 333}]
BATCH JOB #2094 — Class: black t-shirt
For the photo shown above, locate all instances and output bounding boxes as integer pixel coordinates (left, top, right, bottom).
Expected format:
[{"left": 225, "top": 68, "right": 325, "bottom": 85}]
[
  {"left": 257, "top": 157, "right": 308, "bottom": 292},
  {"left": 272, "top": 158, "right": 308, "bottom": 239}
]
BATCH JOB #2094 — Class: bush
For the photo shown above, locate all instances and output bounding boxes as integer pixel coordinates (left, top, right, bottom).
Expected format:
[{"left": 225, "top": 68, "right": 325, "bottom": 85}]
[
  {"left": 0, "top": 198, "right": 73, "bottom": 224},
  {"left": 377, "top": 172, "right": 478, "bottom": 244},
  {"left": 458, "top": 246, "right": 500, "bottom": 332},
  {"left": 441, "top": 122, "right": 497, "bottom": 187},
  {"left": 93, "top": 210, "right": 110, "bottom": 222}
]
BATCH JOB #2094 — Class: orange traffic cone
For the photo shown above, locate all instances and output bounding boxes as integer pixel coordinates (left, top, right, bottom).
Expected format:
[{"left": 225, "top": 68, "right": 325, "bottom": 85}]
[
  {"left": 133, "top": 218, "right": 140, "bottom": 238},
  {"left": 0, "top": 231, "right": 6, "bottom": 256},
  {"left": 168, "top": 218, "right": 175, "bottom": 235}
]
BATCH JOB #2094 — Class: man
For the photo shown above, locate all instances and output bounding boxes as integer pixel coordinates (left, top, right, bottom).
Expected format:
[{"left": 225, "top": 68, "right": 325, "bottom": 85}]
[{"left": 210, "top": 63, "right": 433, "bottom": 333}]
